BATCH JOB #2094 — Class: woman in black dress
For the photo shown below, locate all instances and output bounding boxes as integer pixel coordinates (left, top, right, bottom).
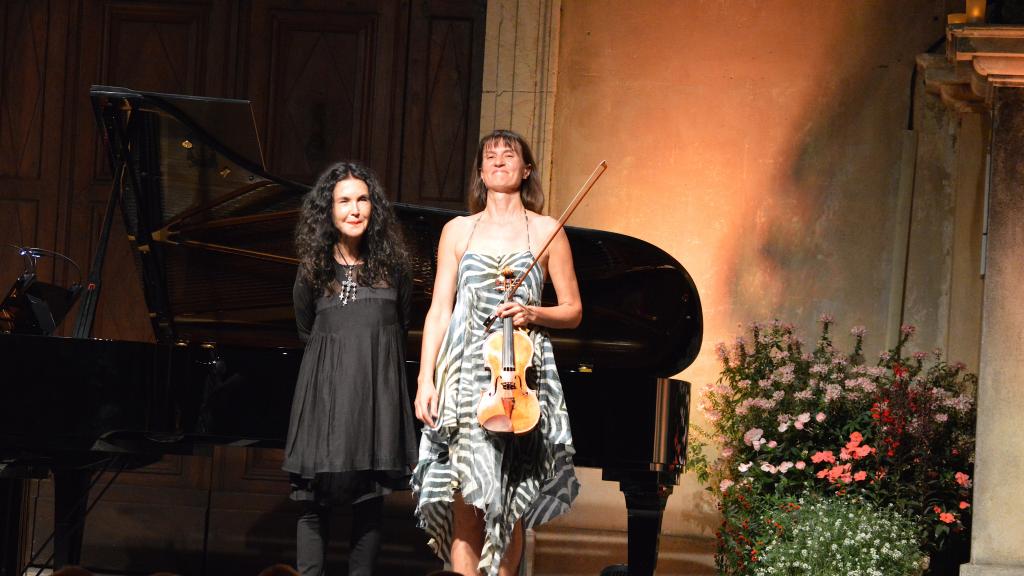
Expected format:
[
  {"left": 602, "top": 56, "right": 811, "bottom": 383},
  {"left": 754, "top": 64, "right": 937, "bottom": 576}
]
[{"left": 283, "top": 161, "right": 418, "bottom": 576}]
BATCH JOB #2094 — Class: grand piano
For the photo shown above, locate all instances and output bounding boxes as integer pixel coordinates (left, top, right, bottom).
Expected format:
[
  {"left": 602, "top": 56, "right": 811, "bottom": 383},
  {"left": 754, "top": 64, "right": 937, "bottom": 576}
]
[{"left": 0, "top": 86, "right": 702, "bottom": 576}]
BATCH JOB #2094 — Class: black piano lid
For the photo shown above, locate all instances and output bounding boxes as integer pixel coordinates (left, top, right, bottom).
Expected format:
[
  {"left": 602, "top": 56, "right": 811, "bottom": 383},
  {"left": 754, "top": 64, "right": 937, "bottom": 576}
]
[{"left": 90, "top": 86, "right": 703, "bottom": 377}]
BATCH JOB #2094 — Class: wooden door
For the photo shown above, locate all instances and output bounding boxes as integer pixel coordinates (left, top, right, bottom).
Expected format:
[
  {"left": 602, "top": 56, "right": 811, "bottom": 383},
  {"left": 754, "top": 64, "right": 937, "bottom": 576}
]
[{"left": 12, "top": 1, "right": 484, "bottom": 573}]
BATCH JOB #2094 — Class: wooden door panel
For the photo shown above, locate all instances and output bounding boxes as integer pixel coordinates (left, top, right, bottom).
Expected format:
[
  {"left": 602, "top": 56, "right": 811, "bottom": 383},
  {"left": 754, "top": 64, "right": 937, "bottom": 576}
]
[
  {"left": 0, "top": 1, "right": 48, "bottom": 181},
  {"left": 246, "top": 0, "right": 406, "bottom": 191},
  {"left": 399, "top": 0, "right": 485, "bottom": 207},
  {"left": 0, "top": 0, "right": 72, "bottom": 289}
]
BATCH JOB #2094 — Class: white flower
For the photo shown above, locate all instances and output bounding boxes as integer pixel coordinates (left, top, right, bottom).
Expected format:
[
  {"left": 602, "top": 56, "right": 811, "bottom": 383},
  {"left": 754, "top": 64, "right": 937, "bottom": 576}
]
[{"left": 738, "top": 461, "right": 753, "bottom": 473}]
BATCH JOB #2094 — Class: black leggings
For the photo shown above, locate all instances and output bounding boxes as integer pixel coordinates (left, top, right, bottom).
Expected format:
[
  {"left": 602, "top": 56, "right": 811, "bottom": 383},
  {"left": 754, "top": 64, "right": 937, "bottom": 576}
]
[{"left": 296, "top": 496, "right": 383, "bottom": 576}]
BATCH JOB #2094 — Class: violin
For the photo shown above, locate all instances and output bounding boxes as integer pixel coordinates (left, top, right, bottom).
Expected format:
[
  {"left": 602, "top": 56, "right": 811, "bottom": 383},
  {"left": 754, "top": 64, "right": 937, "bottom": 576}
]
[
  {"left": 477, "top": 268, "right": 540, "bottom": 434},
  {"left": 476, "top": 160, "right": 608, "bottom": 434}
]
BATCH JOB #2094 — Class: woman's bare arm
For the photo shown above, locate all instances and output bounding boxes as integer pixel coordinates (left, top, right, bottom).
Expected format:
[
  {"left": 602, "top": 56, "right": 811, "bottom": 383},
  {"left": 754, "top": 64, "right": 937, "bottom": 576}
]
[{"left": 414, "top": 217, "right": 468, "bottom": 426}]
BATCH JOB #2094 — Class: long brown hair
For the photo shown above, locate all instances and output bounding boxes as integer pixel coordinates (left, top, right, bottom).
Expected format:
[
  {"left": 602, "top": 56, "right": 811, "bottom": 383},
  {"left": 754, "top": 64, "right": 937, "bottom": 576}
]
[{"left": 468, "top": 130, "right": 544, "bottom": 214}]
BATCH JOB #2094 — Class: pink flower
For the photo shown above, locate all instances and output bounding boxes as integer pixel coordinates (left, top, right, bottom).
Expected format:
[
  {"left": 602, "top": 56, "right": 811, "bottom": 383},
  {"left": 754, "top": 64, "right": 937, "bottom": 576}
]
[
  {"left": 959, "top": 501, "right": 970, "bottom": 509},
  {"left": 720, "top": 447, "right": 734, "bottom": 458},
  {"left": 955, "top": 472, "right": 972, "bottom": 488},
  {"left": 795, "top": 461, "right": 806, "bottom": 470},
  {"left": 847, "top": 431, "right": 863, "bottom": 447},
  {"left": 719, "top": 479, "right": 735, "bottom": 492},
  {"left": 743, "top": 428, "right": 764, "bottom": 446},
  {"left": 815, "top": 412, "right": 826, "bottom": 423},
  {"left": 760, "top": 462, "right": 778, "bottom": 474},
  {"left": 811, "top": 451, "right": 835, "bottom": 464},
  {"left": 850, "top": 325, "right": 867, "bottom": 337},
  {"left": 767, "top": 440, "right": 778, "bottom": 449},
  {"left": 738, "top": 461, "right": 753, "bottom": 473},
  {"left": 778, "top": 461, "right": 794, "bottom": 474},
  {"left": 901, "top": 324, "right": 917, "bottom": 336},
  {"left": 743, "top": 428, "right": 767, "bottom": 451},
  {"left": 778, "top": 422, "right": 790, "bottom": 433},
  {"left": 939, "top": 512, "right": 955, "bottom": 524},
  {"left": 853, "top": 471, "right": 867, "bottom": 481},
  {"left": 715, "top": 342, "right": 729, "bottom": 360}
]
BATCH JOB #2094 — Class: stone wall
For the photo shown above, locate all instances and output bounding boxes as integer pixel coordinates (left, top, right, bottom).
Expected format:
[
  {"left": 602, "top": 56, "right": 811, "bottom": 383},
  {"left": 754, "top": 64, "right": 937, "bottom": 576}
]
[{"left": 479, "top": 0, "right": 988, "bottom": 552}]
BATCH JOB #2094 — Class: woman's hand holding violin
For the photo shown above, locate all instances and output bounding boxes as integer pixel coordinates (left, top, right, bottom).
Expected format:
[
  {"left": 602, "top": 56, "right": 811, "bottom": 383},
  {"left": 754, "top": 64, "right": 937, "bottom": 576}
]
[
  {"left": 415, "top": 376, "right": 439, "bottom": 428},
  {"left": 496, "top": 301, "right": 536, "bottom": 328}
]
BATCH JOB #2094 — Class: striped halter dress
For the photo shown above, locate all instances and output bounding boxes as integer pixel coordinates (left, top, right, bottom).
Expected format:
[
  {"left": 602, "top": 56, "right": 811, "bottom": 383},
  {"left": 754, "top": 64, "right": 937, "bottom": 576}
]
[{"left": 412, "top": 216, "right": 579, "bottom": 575}]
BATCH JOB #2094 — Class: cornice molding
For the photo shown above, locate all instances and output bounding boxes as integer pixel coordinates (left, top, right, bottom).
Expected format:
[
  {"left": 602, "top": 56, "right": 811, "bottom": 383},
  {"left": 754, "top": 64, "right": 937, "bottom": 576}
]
[{"left": 923, "top": 25, "right": 1024, "bottom": 111}]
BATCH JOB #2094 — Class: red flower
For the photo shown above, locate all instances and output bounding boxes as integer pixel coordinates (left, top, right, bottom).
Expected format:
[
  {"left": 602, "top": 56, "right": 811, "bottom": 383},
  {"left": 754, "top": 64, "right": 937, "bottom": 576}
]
[
  {"left": 811, "top": 450, "right": 835, "bottom": 464},
  {"left": 893, "top": 363, "right": 908, "bottom": 379}
]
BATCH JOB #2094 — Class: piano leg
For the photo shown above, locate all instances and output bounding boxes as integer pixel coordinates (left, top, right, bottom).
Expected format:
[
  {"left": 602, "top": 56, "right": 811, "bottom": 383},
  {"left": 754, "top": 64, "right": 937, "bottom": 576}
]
[
  {"left": 53, "top": 470, "right": 90, "bottom": 569},
  {"left": 620, "top": 479, "right": 672, "bottom": 576},
  {"left": 1, "top": 479, "right": 24, "bottom": 576}
]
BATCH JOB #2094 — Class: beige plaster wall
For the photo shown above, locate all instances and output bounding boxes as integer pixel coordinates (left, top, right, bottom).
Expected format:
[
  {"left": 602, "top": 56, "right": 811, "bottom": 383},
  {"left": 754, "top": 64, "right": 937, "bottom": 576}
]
[{"left": 544, "top": 0, "right": 956, "bottom": 539}]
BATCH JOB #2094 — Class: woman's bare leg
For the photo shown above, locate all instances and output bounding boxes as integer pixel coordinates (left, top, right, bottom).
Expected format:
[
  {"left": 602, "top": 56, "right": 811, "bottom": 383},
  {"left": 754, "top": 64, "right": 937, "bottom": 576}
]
[
  {"left": 497, "top": 521, "right": 523, "bottom": 576},
  {"left": 450, "top": 492, "right": 485, "bottom": 575}
]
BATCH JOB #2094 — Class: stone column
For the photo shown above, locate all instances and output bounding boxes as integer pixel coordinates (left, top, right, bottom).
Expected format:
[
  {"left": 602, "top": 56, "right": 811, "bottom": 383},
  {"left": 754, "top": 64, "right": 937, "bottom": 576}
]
[
  {"left": 961, "top": 84, "right": 1024, "bottom": 576},
  {"left": 932, "top": 24, "right": 1024, "bottom": 576}
]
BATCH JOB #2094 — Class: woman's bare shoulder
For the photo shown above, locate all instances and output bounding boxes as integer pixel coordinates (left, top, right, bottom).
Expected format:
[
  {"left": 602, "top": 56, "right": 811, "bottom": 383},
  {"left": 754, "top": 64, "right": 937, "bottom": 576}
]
[
  {"left": 442, "top": 214, "right": 476, "bottom": 238},
  {"left": 527, "top": 212, "right": 561, "bottom": 235}
]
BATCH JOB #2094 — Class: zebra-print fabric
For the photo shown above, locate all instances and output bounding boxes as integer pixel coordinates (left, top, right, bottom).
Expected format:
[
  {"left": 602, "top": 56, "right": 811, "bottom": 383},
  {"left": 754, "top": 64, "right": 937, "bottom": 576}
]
[{"left": 412, "top": 250, "right": 579, "bottom": 575}]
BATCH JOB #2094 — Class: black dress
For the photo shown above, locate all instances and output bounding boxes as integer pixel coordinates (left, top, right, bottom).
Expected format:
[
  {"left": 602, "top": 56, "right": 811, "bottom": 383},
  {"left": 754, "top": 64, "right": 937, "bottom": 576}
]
[{"left": 282, "top": 263, "right": 419, "bottom": 504}]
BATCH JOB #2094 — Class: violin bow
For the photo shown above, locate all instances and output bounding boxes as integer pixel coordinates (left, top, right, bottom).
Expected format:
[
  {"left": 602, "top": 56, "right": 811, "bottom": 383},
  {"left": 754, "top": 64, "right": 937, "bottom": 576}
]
[{"left": 483, "top": 159, "right": 608, "bottom": 330}]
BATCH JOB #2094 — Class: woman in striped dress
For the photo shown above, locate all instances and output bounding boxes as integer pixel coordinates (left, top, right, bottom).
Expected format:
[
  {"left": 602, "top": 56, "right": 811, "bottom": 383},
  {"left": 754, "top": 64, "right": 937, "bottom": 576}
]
[{"left": 412, "top": 130, "right": 581, "bottom": 576}]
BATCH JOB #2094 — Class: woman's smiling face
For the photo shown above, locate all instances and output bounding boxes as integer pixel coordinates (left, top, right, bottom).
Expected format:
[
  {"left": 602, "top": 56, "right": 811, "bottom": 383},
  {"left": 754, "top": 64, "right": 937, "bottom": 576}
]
[
  {"left": 479, "top": 140, "right": 531, "bottom": 194},
  {"left": 332, "top": 177, "right": 372, "bottom": 241}
]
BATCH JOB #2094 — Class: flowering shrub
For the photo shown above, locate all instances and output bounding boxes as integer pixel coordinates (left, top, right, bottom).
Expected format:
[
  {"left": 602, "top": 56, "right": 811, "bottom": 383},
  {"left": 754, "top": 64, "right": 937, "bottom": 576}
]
[
  {"left": 753, "top": 496, "right": 926, "bottom": 576},
  {"left": 687, "top": 317, "right": 977, "bottom": 574}
]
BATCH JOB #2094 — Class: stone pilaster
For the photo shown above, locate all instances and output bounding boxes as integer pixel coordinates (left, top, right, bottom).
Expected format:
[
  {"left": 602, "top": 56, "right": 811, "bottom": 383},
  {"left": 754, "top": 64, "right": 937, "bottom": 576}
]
[
  {"left": 479, "top": 0, "right": 560, "bottom": 209},
  {"left": 930, "top": 24, "right": 1024, "bottom": 576}
]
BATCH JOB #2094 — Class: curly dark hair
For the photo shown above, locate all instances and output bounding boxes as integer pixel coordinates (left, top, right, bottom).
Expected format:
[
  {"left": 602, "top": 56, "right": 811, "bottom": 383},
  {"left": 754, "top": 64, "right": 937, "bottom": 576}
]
[
  {"left": 468, "top": 130, "right": 544, "bottom": 214},
  {"left": 295, "top": 161, "right": 407, "bottom": 294}
]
